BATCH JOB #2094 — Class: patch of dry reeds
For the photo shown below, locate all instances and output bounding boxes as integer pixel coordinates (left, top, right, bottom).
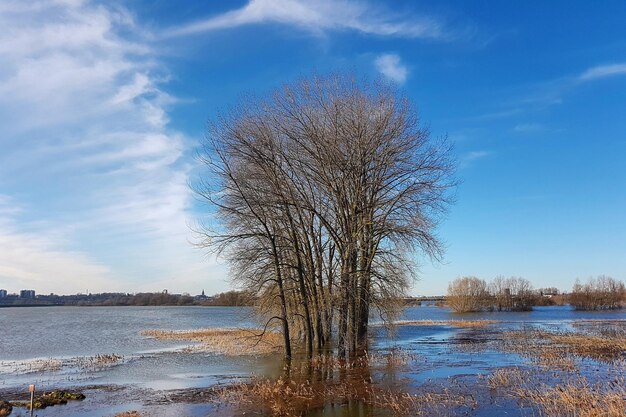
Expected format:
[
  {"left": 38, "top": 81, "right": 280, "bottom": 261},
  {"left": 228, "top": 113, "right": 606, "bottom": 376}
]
[
  {"left": 546, "top": 332, "right": 626, "bottom": 360},
  {"left": 488, "top": 368, "right": 626, "bottom": 417},
  {"left": 392, "top": 319, "right": 498, "bottom": 329},
  {"left": 77, "top": 354, "right": 123, "bottom": 370},
  {"left": 521, "top": 378, "right": 626, "bottom": 417},
  {"left": 12, "top": 358, "right": 63, "bottom": 374},
  {"left": 142, "top": 328, "right": 283, "bottom": 356},
  {"left": 501, "top": 328, "right": 626, "bottom": 368},
  {"left": 114, "top": 412, "right": 142, "bottom": 417},
  {"left": 487, "top": 367, "right": 529, "bottom": 389}
]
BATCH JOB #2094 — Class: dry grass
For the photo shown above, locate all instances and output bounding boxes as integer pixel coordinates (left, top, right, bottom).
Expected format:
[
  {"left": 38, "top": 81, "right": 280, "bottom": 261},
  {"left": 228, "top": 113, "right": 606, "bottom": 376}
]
[
  {"left": 487, "top": 367, "right": 528, "bottom": 389},
  {"left": 501, "top": 328, "right": 626, "bottom": 368},
  {"left": 114, "top": 412, "right": 142, "bottom": 417},
  {"left": 522, "top": 379, "right": 626, "bottom": 417},
  {"left": 142, "top": 328, "right": 283, "bottom": 356},
  {"left": 392, "top": 319, "right": 498, "bottom": 329},
  {"left": 488, "top": 368, "right": 626, "bottom": 417},
  {"left": 11, "top": 358, "right": 63, "bottom": 374},
  {"left": 546, "top": 332, "right": 626, "bottom": 360},
  {"left": 77, "top": 354, "right": 123, "bottom": 370}
]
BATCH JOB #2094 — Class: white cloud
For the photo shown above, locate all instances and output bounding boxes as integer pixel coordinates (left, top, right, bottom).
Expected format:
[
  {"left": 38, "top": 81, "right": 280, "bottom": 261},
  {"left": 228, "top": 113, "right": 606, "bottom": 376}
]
[
  {"left": 374, "top": 53, "right": 408, "bottom": 83},
  {"left": 459, "top": 150, "right": 493, "bottom": 168},
  {"left": 464, "top": 151, "right": 492, "bottom": 161},
  {"left": 166, "top": 0, "right": 445, "bottom": 39},
  {"left": 579, "top": 63, "right": 626, "bottom": 81},
  {"left": 0, "top": 0, "right": 217, "bottom": 294},
  {"left": 513, "top": 123, "right": 544, "bottom": 133}
]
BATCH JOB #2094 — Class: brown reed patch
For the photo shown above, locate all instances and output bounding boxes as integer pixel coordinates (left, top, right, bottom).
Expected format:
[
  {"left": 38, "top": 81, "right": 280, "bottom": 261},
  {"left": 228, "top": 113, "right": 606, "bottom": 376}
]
[
  {"left": 488, "top": 368, "right": 626, "bottom": 417},
  {"left": 76, "top": 354, "right": 123, "bottom": 370},
  {"left": 487, "top": 367, "right": 528, "bottom": 389},
  {"left": 142, "top": 328, "right": 283, "bottom": 356},
  {"left": 392, "top": 319, "right": 498, "bottom": 329},
  {"left": 500, "top": 331, "right": 578, "bottom": 370},
  {"left": 12, "top": 358, "right": 63, "bottom": 374},
  {"left": 546, "top": 333, "right": 626, "bottom": 360},
  {"left": 114, "top": 412, "right": 141, "bottom": 417},
  {"left": 520, "top": 379, "right": 626, "bottom": 417},
  {"left": 501, "top": 328, "right": 626, "bottom": 368}
]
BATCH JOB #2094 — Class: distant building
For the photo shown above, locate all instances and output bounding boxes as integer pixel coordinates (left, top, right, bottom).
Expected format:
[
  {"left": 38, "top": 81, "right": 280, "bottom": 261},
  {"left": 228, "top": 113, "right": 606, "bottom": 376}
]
[
  {"left": 0, "top": 289, "right": 7, "bottom": 298},
  {"left": 20, "top": 290, "right": 36, "bottom": 299}
]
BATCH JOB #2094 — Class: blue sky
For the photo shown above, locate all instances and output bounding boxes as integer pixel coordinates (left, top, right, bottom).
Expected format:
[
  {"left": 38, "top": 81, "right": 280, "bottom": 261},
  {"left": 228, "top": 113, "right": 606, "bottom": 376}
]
[{"left": 0, "top": 0, "right": 625, "bottom": 296}]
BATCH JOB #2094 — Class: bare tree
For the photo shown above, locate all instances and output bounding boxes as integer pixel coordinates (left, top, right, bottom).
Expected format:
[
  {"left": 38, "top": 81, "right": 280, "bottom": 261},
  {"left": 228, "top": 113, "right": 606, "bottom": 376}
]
[
  {"left": 193, "top": 74, "right": 455, "bottom": 358},
  {"left": 447, "top": 276, "right": 489, "bottom": 313}
]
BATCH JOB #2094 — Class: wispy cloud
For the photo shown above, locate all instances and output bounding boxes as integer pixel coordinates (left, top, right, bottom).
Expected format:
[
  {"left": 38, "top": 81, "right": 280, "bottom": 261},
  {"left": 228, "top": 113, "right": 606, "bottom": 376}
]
[
  {"left": 460, "top": 150, "right": 493, "bottom": 168},
  {"left": 464, "top": 150, "right": 492, "bottom": 162},
  {"left": 513, "top": 123, "right": 545, "bottom": 133},
  {"left": 374, "top": 53, "right": 408, "bottom": 83},
  {"left": 579, "top": 63, "right": 626, "bottom": 81},
  {"left": 467, "top": 61, "right": 626, "bottom": 122},
  {"left": 165, "top": 0, "right": 445, "bottom": 39},
  {"left": 0, "top": 0, "right": 215, "bottom": 294}
]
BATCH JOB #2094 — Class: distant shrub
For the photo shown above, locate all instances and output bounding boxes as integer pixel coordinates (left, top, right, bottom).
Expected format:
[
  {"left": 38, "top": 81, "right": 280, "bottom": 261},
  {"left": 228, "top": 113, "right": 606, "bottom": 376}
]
[
  {"left": 447, "top": 276, "right": 489, "bottom": 313},
  {"left": 569, "top": 276, "right": 625, "bottom": 310}
]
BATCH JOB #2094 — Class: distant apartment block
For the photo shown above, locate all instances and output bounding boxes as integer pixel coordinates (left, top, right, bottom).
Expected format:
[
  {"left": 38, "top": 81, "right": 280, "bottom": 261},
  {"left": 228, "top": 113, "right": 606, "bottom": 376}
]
[
  {"left": 0, "top": 289, "right": 7, "bottom": 298},
  {"left": 20, "top": 289, "right": 36, "bottom": 299}
]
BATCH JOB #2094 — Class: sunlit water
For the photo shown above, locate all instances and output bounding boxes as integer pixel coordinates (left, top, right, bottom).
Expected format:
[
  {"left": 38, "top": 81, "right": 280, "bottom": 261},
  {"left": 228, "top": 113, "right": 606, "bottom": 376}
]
[{"left": 1, "top": 305, "right": 625, "bottom": 416}]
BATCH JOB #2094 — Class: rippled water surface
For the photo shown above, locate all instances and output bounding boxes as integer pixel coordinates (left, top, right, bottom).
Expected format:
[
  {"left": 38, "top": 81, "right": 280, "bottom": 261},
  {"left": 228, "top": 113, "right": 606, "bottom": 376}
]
[
  {"left": 2, "top": 305, "right": 626, "bottom": 416},
  {"left": 1, "top": 306, "right": 256, "bottom": 361}
]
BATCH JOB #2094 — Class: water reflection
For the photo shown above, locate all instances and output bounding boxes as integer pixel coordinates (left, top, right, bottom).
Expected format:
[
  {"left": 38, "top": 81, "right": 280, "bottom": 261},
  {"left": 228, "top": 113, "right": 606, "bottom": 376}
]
[{"left": 3, "top": 305, "right": 626, "bottom": 416}]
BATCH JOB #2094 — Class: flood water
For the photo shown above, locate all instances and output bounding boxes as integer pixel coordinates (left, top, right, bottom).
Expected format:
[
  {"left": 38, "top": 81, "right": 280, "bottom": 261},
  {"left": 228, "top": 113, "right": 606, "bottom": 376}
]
[{"left": 1, "top": 304, "right": 625, "bottom": 416}]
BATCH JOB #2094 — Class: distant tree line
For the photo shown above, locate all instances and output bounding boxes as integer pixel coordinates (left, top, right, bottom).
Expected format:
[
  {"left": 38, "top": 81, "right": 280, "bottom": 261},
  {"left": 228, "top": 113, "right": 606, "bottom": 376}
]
[
  {"left": 0, "top": 290, "right": 254, "bottom": 307},
  {"left": 446, "top": 275, "right": 625, "bottom": 313},
  {"left": 569, "top": 276, "right": 625, "bottom": 310}
]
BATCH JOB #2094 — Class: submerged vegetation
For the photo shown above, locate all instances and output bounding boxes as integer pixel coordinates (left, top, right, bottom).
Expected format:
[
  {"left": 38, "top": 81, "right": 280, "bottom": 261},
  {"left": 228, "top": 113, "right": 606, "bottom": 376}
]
[
  {"left": 389, "top": 319, "right": 498, "bottom": 328},
  {"left": 143, "top": 328, "right": 283, "bottom": 355},
  {"left": 488, "top": 368, "right": 626, "bottom": 417},
  {"left": 215, "top": 352, "right": 476, "bottom": 416}
]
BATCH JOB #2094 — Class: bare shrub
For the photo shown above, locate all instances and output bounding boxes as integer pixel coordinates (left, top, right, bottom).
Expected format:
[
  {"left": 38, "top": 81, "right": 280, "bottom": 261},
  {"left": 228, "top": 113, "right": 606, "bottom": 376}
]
[
  {"left": 570, "top": 276, "right": 625, "bottom": 310},
  {"left": 447, "top": 276, "right": 489, "bottom": 312}
]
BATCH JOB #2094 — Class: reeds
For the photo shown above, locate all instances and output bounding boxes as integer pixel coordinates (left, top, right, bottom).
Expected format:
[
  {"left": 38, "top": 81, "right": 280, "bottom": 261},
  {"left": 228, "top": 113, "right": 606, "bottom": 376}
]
[
  {"left": 501, "top": 328, "right": 626, "bottom": 366},
  {"left": 77, "top": 354, "right": 123, "bottom": 370},
  {"left": 10, "top": 358, "right": 63, "bottom": 374},
  {"left": 488, "top": 368, "right": 626, "bottom": 417},
  {"left": 391, "top": 319, "right": 498, "bottom": 328},
  {"left": 142, "top": 328, "right": 283, "bottom": 355}
]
